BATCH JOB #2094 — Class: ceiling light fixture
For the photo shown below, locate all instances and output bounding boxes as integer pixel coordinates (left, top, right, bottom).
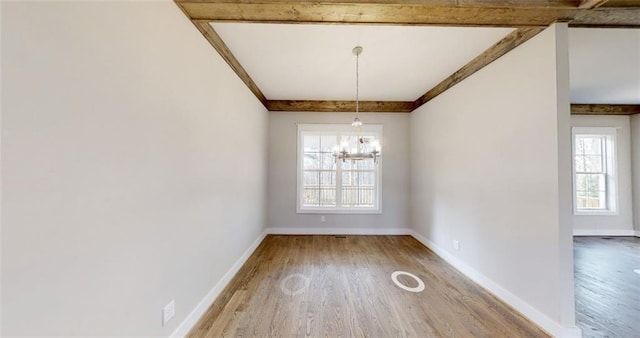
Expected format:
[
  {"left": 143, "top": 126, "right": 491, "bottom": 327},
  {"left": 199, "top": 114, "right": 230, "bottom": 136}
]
[{"left": 333, "top": 46, "right": 381, "bottom": 164}]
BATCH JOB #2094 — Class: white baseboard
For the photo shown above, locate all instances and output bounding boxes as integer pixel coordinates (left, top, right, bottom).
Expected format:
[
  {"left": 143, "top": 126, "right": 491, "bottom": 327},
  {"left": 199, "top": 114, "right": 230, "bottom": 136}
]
[
  {"left": 408, "top": 230, "right": 581, "bottom": 338},
  {"left": 266, "top": 227, "right": 412, "bottom": 235},
  {"left": 573, "top": 229, "right": 635, "bottom": 236},
  {"left": 636, "top": 230, "right": 640, "bottom": 237},
  {"left": 170, "top": 230, "right": 268, "bottom": 338}
]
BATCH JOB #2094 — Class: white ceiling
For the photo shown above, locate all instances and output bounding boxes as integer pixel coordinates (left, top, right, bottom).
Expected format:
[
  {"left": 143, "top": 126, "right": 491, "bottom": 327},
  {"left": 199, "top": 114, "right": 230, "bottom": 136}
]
[
  {"left": 211, "top": 23, "right": 514, "bottom": 101},
  {"left": 211, "top": 23, "right": 640, "bottom": 105},
  {"left": 569, "top": 28, "right": 640, "bottom": 104}
]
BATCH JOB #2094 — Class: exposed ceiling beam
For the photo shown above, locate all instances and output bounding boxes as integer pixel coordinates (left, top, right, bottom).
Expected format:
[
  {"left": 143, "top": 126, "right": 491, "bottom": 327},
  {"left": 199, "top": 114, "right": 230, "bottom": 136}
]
[
  {"left": 413, "top": 27, "right": 545, "bottom": 109},
  {"left": 266, "top": 100, "right": 414, "bottom": 113},
  {"left": 603, "top": 0, "right": 640, "bottom": 7},
  {"left": 191, "top": 20, "right": 267, "bottom": 105},
  {"left": 176, "top": 1, "right": 640, "bottom": 28},
  {"left": 176, "top": 0, "right": 579, "bottom": 5},
  {"left": 571, "top": 7, "right": 640, "bottom": 28},
  {"left": 571, "top": 104, "right": 640, "bottom": 115},
  {"left": 175, "top": 2, "right": 640, "bottom": 113},
  {"left": 579, "top": 0, "right": 609, "bottom": 9}
]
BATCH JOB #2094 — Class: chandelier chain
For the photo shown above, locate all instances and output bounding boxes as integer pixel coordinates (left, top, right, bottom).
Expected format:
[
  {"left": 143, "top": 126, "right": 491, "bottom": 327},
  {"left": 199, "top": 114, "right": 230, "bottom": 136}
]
[{"left": 355, "top": 49, "right": 359, "bottom": 116}]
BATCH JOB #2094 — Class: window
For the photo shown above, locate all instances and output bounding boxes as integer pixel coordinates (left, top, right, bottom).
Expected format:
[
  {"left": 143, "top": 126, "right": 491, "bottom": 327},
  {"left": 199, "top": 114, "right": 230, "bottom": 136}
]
[
  {"left": 297, "top": 124, "right": 382, "bottom": 213},
  {"left": 572, "top": 127, "right": 617, "bottom": 215}
]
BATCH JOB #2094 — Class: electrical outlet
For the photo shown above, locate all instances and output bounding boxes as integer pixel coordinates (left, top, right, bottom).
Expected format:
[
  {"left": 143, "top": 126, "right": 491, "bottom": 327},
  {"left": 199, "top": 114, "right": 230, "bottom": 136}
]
[
  {"left": 163, "top": 300, "right": 175, "bottom": 326},
  {"left": 453, "top": 240, "right": 460, "bottom": 251},
  {"left": 321, "top": 216, "right": 326, "bottom": 223}
]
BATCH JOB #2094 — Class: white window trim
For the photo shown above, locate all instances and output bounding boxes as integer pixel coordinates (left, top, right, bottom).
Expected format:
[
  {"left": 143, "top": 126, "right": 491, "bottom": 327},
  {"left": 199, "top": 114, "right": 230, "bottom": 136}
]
[
  {"left": 571, "top": 126, "right": 619, "bottom": 216},
  {"left": 296, "top": 123, "right": 383, "bottom": 214}
]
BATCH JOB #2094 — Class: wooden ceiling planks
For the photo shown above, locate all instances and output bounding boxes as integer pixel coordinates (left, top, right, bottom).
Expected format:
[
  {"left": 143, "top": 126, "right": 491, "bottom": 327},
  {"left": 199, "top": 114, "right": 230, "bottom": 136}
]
[{"left": 175, "top": 0, "right": 640, "bottom": 114}]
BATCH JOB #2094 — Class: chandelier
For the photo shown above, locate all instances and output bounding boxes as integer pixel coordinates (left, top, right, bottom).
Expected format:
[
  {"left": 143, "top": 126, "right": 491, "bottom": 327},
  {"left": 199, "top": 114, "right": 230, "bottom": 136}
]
[{"left": 333, "top": 46, "right": 382, "bottom": 164}]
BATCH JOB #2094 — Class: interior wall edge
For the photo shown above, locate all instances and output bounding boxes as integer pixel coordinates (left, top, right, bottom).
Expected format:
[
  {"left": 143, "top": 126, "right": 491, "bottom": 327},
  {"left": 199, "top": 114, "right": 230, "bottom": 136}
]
[
  {"left": 552, "top": 22, "right": 578, "bottom": 331},
  {"left": 631, "top": 115, "right": 640, "bottom": 231}
]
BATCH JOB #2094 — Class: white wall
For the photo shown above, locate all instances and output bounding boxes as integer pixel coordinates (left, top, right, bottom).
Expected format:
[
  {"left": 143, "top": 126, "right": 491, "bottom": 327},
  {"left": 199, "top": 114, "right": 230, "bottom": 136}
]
[
  {"left": 410, "top": 24, "right": 578, "bottom": 336},
  {"left": 1, "top": 1, "right": 267, "bottom": 336},
  {"left": 268, "top": 112, "right": 409, "bottom": 232},
  {"left": 570, "top": 115, "right": 634, "bottom": 235},
  {"left": 632, "top": 115, "right": 640, "bottom": 233}
]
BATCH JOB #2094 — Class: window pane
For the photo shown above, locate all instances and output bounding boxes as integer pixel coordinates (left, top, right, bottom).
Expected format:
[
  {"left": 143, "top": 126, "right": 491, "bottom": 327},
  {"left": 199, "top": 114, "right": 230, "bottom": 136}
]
[
  {"left": 574, "top": 156, "right": 585, "bottom": 172},
  {"left": 303, "top": 152, "right": 319, "bottom": 170},
  {"left": 320, "top": 135, "right": 337, "bottom": 152},
  {"left": 582, "top": 137, "right": 602, "bottom": 155},
  {"left": 576, "top": 190, "right": 588, "bottom": 209},
  {"left": 303, "top": 188, "right": 319, "bottom": 206},
  {"left": 576, "top": 173, "right": 606, "bottom": 210},
  {"left": 597, "top": 190, "right": 607, "bottom": 209},
  {"left": 585, "top": 190, "right": 605, "bottom": 209},
  {"left": 587, "top": 173, "right": 605, "bottom": 192},
  {"left": 358, "top": 187, "right": 375, "bottom": 207},
  {"left": 583, "top": 155, "right": 603, "bottom": 173},
  {"left": 304, "top": 171, "right": 319, "bottom": 186},
  {"left": 344, "top": 136, "right": 359, "bottom": 153},
  {"left": 342, "top": 159, "right": 352, "bottom": 170},
  {"left": 575, "top": 138, "right": 585, "bottom": 155},
  {"left": 303, "top": 187, "right": 336, "bottom": 207},
  {"left": 319, "top": 188, "right": 336, "bottom": 206},
  {"left": 575, "top": 174, "right": 588, "bottom": 191},
  {"left": 358, "top": 171, "right": 375, "bottom": 186},
  {"left": 303, "top": 135, "right": 320, "bottom": 152},
  {"left": 341, "top": 171, "right": 375, "bottom": 207},
  {"left": 342, "top": 172, "right": 352, "bottom": 186},
  {"left": 360, "top": 135, "right": 377, "bottom": 153},
  {"left": 320, "top": 153, "right": 336, "bottom": 170},
  {"left": 342, "top": 186, "right": 375, "bottom": 207},
  {"left": 320, "top": 172, "right": 335, "bottom": 186}
]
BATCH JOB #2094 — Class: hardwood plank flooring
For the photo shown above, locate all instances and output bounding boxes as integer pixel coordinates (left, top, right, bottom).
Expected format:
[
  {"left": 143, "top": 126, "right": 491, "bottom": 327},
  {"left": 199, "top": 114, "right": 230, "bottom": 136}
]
[
  {"left": 188, "top": 235, "right": 549, "bottom": 337},
  {"left": 574, "top": 236, "right": 640, "bottom": 338}
]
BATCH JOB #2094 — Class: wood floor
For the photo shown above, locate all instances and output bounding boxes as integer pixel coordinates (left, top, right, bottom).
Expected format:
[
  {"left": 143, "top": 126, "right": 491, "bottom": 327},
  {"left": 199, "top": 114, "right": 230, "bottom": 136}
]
[
  {"left": 188, "top": 235, "right": 548, "bottom": 337},
  {"left": 574, "top": 236, "right": 640, "bottom": 338}
]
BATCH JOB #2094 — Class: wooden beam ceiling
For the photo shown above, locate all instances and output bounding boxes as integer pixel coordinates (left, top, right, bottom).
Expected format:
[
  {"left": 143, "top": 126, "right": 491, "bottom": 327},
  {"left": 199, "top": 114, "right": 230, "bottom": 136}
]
[
  {"left": 579, "top": 0, "right": 609, "bottom": 9},
  {"left": 266, "top": 100, "right": 415, "bottom": 113},
  {"left": 571, "top": 104, "right": 640, "bottom": 115},
  {"left": 571, "top": 7, "right": 640, "bottom": 28},
  {"left": 176, "top": 1, "right": 640, "bottom": 113},
  {"left": 267, "top": 102, "right": 640, "bottom": 114},
  {"left": 176, "top": 0, "right": 640, "bottom": 27},
  {"left": 414, "top": 27, "right": 545, "bottom": 109},
  {"left": 192, "top": 20, "right": 267, "bottom": 105}
]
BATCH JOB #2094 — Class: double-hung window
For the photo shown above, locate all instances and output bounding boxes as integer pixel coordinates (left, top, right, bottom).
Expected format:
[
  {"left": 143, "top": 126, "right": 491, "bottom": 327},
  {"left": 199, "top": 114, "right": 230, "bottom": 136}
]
[
  {"left": 297, "top": 124, "right": 382, "bottom": 214},
  {"left": 572, "top": 127, "right": 617, "bottom": 214}
]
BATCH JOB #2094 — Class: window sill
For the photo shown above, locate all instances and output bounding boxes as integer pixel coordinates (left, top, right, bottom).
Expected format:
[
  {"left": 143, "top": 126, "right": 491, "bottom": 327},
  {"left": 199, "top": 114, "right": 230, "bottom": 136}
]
[
  {"left": 574, "top": 210, "right": 618, "bottom": 216},
  {"left": 297, "top": 209, "right": 382, "bottom": 215}
]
